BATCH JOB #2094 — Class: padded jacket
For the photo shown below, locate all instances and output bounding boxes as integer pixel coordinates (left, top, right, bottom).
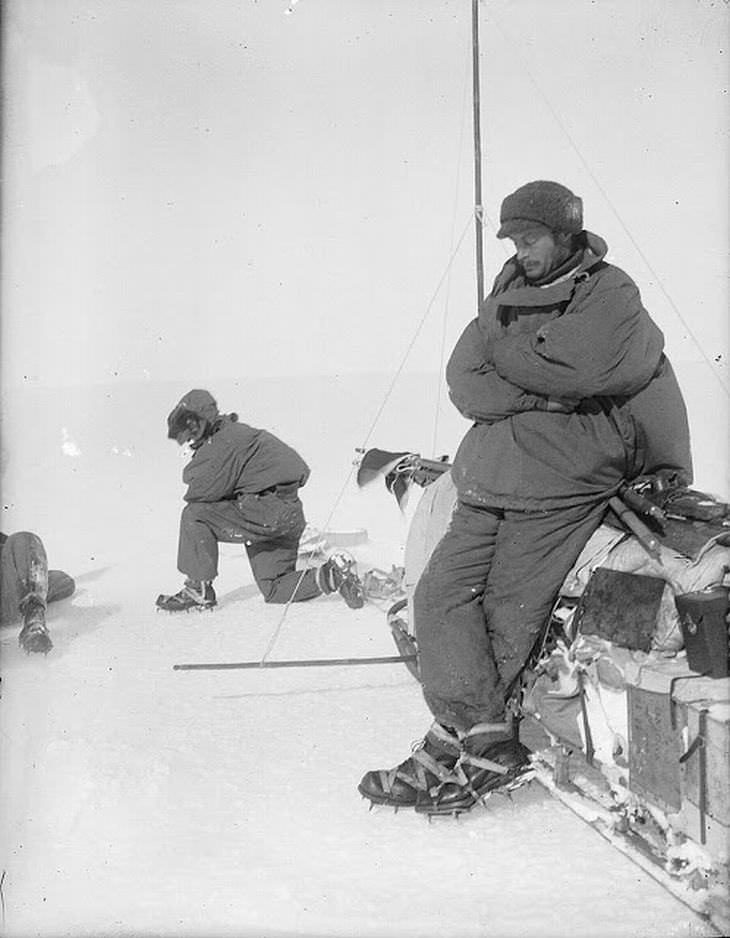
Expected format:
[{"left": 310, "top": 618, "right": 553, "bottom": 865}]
[
  {"left": 448, "top": 231, "right": 691, "bottom": 511},
  {"left": 182, "top": 416, "right": 310, "bottom": 503}
]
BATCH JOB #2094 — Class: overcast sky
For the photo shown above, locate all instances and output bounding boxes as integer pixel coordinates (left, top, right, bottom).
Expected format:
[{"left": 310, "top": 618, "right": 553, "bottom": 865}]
[{"left": 1, "top": 0, "right": 728, "bottom": 391}]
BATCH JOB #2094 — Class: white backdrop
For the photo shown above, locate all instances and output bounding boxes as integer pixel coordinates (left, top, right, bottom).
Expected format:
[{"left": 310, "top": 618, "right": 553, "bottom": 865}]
[
  {"left": 2, "top": 0, "right": 728, "bottom": 491},
  {"left": 1, "top": 7, "right": 728, "bottom": 935}
]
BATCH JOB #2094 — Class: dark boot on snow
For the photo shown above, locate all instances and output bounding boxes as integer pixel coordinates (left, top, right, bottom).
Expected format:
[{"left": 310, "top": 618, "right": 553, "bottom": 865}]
[
  {"left": 358, "top": 722, "right": 462, "bottom": 809},
  {"left": 18, "top": 598, "right": 53, "bottom": 654},
  {"left": 415, "top": 734, "right": 531, "bottom": 815},
  {"left": 317, "top": 552, "right": 365, "bottom": 609},
  {"left": 359, "top": 721, "right": 531, "bottom": 815},
  {"left": 156, "top": 580, "right": 216, "bottom": 612}
]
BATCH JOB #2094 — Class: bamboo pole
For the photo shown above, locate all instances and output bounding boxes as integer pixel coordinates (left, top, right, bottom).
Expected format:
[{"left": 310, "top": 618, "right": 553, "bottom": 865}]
[
  {"left": 173, "top": 654, "right": 417, "bottom": 672},
  {"left": 471, "top": 0, "right": 485, "bottom": 313}
]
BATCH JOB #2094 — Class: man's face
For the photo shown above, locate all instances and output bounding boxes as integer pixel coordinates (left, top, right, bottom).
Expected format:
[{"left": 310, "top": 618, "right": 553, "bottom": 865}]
[
  {"left": 175, "top": 414, "right": 204, "bottom": 447},
  {"left": 509, "top": 227, "right": 569, "bottom": 281}
]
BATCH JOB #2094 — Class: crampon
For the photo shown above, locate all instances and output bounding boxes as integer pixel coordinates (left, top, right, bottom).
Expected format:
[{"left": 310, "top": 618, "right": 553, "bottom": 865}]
[
  {"left": 358, "top": 721, "right": 533, "bottom": 817},
  {"left": 156, "top": 581, "right": 217, "bottom": 612},
  {"left": 317, "top": 551, "right": 365, "bottom": 610}
]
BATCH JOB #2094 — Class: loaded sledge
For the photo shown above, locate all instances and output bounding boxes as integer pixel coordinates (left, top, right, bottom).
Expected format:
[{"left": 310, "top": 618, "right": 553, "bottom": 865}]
[{"left": 356, "top": 445, "right": 730, "bottom": 930}]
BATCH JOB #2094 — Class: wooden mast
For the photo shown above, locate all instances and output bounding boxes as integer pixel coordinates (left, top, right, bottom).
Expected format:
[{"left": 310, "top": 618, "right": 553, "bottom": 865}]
[{"left": 471, "top": 0, "right": 485, "bottom": 313}]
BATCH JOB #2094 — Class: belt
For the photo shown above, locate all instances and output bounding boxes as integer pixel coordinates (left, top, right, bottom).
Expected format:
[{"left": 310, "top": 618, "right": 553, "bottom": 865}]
[{"left": 258, "top": 482, "right": 299, "bottom": 498}]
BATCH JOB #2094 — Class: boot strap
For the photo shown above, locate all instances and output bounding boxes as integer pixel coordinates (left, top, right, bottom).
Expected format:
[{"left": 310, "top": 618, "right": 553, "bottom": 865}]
[
  {"left": 411, "top": 748, "right": 458, "bottom": 784},
  {"left": 464, "top": 720, "right": 513, "bottom": 740},
  {"left": 458, "top": 752, "right": 509, "bottom": 775}
]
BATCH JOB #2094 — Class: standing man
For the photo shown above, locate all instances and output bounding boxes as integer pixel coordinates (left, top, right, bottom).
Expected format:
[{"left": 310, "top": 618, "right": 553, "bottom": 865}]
[
  {"left": 1, "top": 531, "right": 76, "bottom": 653},
  {"left": 157, "top": 389, "right": 364, "bottom": 612},
  {"left": 358, "top": 181, "right": 691, "bottom": 815}
]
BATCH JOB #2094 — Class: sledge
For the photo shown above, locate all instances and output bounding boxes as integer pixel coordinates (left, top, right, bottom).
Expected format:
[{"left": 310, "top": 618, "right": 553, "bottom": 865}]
[
  {"left": 297, "top": 524, "right": 369, "bottom": 558},
  {"left": 355, "top": 445, "right": 730, "bottom": 932}
]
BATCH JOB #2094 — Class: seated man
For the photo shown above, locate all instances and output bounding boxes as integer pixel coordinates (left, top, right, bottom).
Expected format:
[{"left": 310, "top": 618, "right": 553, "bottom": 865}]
[
  {"left": 1, "top": 531, "right": 76, "bottom": 654},
  {"left": 358, "top": 180, "right": 691, "bottom": 815},
  {"left": 157, "top": 389, "right": 364, "bottom": 612}
]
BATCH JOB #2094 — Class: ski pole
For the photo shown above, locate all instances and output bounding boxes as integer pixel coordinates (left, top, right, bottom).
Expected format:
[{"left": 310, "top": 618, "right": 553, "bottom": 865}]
[{"left": 173, "top": 653, "right": 418, "bottom": 672}]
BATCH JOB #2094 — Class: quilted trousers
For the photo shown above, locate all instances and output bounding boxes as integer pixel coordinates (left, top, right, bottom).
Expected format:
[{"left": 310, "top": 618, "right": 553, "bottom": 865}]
[{"left": 414, "top": 498, "right": 607, "bottom": 732}]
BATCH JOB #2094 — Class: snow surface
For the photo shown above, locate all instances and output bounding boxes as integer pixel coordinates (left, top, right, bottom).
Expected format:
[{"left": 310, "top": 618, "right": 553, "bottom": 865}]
[{"left": 0, "top": 375, "right": 723, "bottom": 938}]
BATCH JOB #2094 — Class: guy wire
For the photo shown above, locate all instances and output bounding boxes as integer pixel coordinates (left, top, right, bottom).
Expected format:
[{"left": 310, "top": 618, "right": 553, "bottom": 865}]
[
  {"left": 261, "top": 214, "right": 474, "bottom": 664},
  {"left": 490, "top": 11, "right": 729, "bottom": 397},
  {"left": 432, "top": 33, "right": 472, "bottom": 458}
]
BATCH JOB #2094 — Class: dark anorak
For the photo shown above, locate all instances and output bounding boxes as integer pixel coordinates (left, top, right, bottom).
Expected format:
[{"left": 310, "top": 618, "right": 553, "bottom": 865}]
[
  {"left": 173, "top": 415, "right": 318, "bottom": 603},
  {"left": 447, "top": 231, "right": 690, "bottom": 510},
  {"left": 182, "top": 417, "right": 310, "bottom": 503}
]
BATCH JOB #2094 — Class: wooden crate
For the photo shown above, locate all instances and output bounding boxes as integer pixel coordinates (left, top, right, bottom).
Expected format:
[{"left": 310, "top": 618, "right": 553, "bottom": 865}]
[{"left": 627, "top": 683, "right": 683, "bottom": 813}]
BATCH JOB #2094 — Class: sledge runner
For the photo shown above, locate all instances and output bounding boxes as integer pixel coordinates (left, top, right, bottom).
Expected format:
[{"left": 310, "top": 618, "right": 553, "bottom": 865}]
[
  {"left": 358, "top": 180, "right": 691, "bottom": 815},
  {"left": 157, "top": 389, "right": 364, "bottom": 612},
  {"left": 1, "top": 531, "right": 76, "bottom": 654}
]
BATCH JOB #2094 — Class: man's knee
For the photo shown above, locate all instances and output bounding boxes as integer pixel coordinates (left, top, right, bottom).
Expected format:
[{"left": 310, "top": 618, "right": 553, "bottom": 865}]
[
  {"left": 413, "top": 571, "right": 438, "bottom": 620},
  {"left": 48, "top": 570, "right": 75, "bottom": 604},
  {"left": 179, "top": 502, "right": 226, "bottom": 544},
  {"left": 181, "top": 502, "right": 210, "bottom": 523},
  {"left": 7, "top": 531, "right": 44, "bottom": 552},
  {"left": 413, "top": 566, "right": 466, "bottom": 648},
  {"left": 414, "top": 561, "right": 478, "bottom": 619},
  {"left": 259, "top": 581, "right": 280, "bottom": 603}
]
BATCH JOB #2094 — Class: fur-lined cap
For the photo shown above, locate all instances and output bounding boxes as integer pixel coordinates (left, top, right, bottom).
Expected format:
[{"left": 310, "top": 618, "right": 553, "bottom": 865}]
[{"left": 497, "top": 181, "right": 583, "bottom": 239}]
